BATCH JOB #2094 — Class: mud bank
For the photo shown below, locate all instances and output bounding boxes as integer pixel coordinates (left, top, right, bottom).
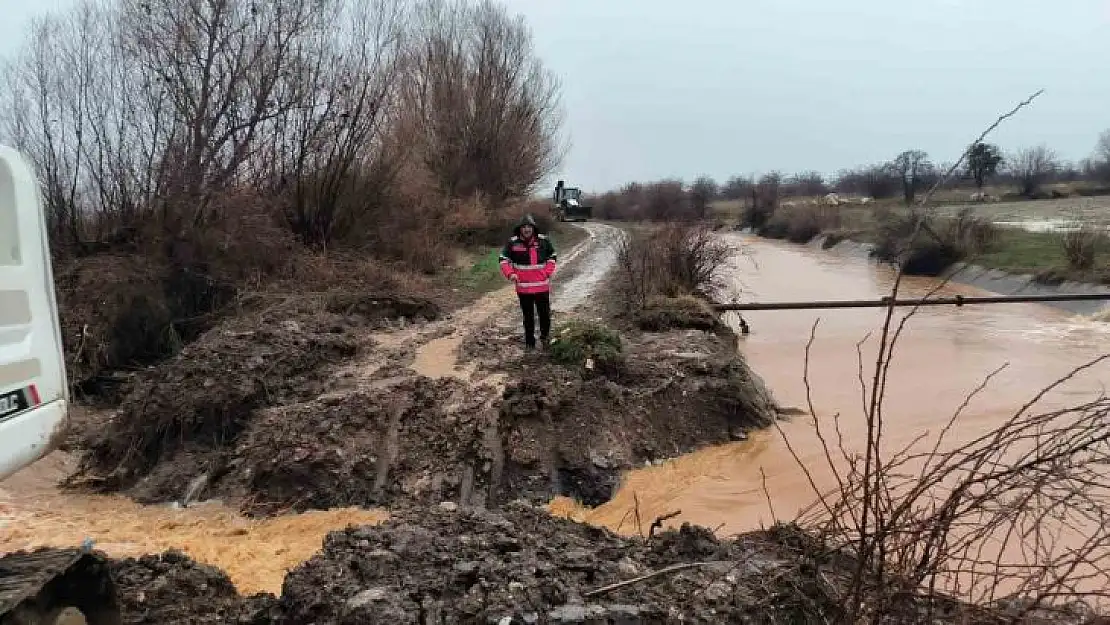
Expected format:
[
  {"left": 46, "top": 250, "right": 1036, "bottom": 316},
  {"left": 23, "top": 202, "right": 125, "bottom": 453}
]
[
  {"left": 493, "top": 331, "right": 777, "bottom": 507},
  {"left": 104, "top": 504, "right": 1097, "bottom": 625},
  {"left": 110, "top": 550, "right": 279, "bottom": 624},
  {"left": 68, "top": 294, "right": 438, "bottom": 503},
  {"left": 65, "top": 223, "right": 778, "bottom": 516},
  {"left": 809, "top": 234, "right": 1110, "bottom": 316},
  {"left": 102, "top": 504, "right": 829, "bottom": 624},
  {"left": 71, "top": 316, "right": 776, "bottom": 516}
]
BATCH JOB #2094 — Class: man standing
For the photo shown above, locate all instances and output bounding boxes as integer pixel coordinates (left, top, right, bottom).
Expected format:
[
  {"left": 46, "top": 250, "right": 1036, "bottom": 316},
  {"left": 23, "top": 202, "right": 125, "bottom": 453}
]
[{"left": 499, "top": 214, "right": 557, "bottom": 350}]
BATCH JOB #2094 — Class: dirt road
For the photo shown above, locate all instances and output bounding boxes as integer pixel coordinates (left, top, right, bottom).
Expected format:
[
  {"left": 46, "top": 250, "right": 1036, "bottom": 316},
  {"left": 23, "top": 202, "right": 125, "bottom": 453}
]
[{"left": 0, "top": 222, "right": 625, "bottom": 595}]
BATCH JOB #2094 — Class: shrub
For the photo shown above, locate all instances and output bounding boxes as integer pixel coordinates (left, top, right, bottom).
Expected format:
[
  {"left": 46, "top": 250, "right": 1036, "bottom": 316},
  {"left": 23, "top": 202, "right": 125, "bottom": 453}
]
[
  {"left": 870, "top": 210, "right": 968, "bottom": 276},
  {"left": 943, "top": 207, "right": 998, "bottom": 255},
  {"left": 617, "top": 224, "right": 735, "bottom": 310},
  {"left": 1061, "top": 223, "right": 1107, "bottom": 271},
  {"left": 759, "top": 205, "right": 841, "bottom": 244},
  {"left": 548, "top": 321, "right": 624, "bottom": 374}
]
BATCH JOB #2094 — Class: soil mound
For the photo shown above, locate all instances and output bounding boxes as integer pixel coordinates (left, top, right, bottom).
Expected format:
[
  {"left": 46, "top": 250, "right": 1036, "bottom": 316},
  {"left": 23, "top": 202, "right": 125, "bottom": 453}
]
[
  {"left": 495, "top": 330, "right": 778, "bottom": 507},
  {"left": 221, "top": 376, "right": 498, "bottom": 515},
  {"left": 212, "top": 340, "right": 773, "bottom": 515},
  {"left": 110, "top": 550, "right": 278, "bottom": 625},
  {"left": 100, "top": 512, "right": 1098, "bottom": 625},
  {"left": 277, "top": 503, "right": 796, "bottom": 624},
  {"left": 88, "top": 332, "right": 775, "bottom": 516},
  {"left": 70, "top": 295, "right": 437, "bottom": 500}
]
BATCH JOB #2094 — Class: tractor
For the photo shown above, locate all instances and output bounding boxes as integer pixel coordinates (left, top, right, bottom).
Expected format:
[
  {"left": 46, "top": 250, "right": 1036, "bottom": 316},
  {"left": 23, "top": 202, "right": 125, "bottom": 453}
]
[{"left": 552, "top": 180, "right": 592, "bottom": 222}]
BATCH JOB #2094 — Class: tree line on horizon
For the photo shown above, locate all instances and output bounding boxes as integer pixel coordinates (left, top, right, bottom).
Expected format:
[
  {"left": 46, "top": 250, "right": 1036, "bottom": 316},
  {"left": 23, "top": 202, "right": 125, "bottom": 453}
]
[{"left": 590, "top": 132, "right": 1110, "bottom": 221}]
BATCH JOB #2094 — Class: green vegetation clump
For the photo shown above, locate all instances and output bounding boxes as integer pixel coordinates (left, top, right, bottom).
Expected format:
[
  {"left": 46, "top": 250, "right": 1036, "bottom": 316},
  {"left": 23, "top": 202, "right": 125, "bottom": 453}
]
[
  {"left": 460, "top": 249, "right": 506, "bottom": 293},
  {"left": 548, "top": 320, "right": 624, "bottom": 374}
]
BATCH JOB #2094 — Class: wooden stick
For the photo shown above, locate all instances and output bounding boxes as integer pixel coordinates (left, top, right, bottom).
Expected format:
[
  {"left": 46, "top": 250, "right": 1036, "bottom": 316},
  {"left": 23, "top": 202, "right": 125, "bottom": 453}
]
[
  {"left": 648, "top": 510, "right": 682, "bottom": 538},
  {"left": 583, "top": 562, "right": 721, "bottom": 598}
]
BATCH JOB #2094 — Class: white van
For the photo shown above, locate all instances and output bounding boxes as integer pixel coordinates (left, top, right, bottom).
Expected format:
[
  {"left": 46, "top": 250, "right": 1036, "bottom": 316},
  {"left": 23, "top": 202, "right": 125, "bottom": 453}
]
[{"left": 0, "top": 145, "right": 70, "bottom": 480}]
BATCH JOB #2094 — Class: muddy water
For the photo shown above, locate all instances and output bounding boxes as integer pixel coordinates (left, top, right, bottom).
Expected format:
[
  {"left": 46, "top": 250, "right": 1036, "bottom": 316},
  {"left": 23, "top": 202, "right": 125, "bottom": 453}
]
[
  {"left": 0, "top": 452, "right": 387, "bottom": 594},
  {"left": 567, "top": 233, "right": 1110, "bottom": 538}
]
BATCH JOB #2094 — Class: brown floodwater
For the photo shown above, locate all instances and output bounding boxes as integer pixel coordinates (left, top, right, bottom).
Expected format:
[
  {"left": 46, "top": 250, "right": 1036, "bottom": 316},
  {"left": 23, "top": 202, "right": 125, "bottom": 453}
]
[
  {"left": 555, "top": 234, "right": 1110, "bottom": 546},
  {"left": 0, "top": 451, "right": 388, "bottom": 594}
]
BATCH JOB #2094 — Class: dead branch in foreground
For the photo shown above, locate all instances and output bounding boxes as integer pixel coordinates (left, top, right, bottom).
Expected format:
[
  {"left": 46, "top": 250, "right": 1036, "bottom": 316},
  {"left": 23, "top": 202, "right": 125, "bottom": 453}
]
[{"left": 761, "top": 90, "right": 1110, "bottom": 624}]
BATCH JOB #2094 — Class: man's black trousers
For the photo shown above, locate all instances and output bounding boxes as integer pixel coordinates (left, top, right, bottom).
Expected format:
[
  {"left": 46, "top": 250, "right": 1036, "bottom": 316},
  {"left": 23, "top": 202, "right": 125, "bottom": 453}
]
[{"left": 517, "top": 292, "right": 551, "bottom": 347}]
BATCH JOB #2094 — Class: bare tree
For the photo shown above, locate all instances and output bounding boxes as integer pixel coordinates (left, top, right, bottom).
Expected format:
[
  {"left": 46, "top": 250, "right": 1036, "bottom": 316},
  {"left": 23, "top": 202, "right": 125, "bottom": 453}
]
[
  {"left": 1096, "top": 130, "right": 1110, "bottom": 164},
  {"left": 644, "top": 179, "right": 688, "bottom": 221},
  {"left": 119, "top": 0, "right": 322, "bottom": 224},
  {"left": 1092, "top": 130, "right": 1110, "bottom": 183},
  {"left": 1008, "top": 144, "right": 1059, "bottom": 197},
  {"left": 689, "top": 176, "right": 718, "bottom": 219},
  {"left": 720, "top": 175, "right": 753, "bottom": 201},
  {"left": 263, "top": 0, "right": 411, "bottom": 247},
  {"left": 741, "top": 172, "right": 781, "bottom": 230},
  {"left": 835, "top": 165, "right": 899, "bottom": 200},
  {"left": 786, "top": 171, "right": 828, "bottom": 197},
  {"left": 403, "top": 0, "right": 563, "bottom": 206}
]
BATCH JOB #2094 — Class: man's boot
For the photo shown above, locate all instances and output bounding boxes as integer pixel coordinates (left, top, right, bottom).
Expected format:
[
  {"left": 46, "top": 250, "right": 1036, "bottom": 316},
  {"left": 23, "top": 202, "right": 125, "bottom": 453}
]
[{"left": 540, "top": 335, "right": 551, "bottom": 350}]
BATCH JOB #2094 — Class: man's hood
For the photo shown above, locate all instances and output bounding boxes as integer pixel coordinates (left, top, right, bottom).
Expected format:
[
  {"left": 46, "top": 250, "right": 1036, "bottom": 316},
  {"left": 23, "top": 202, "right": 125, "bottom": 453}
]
[{"left": 513, "top": 214, "right": 542, "bottom": 237}]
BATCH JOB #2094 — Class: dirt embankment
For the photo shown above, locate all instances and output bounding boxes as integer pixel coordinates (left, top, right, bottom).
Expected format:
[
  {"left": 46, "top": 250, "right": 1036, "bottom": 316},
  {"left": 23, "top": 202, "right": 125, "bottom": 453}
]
[
  {"left": 473, "top": 326, "right": 777, "bottom": 507},
  {"left": 67, "top": 223, "right": 778, "bottom": 516},
  {"left": 102, "top": 504, "right": 1103, "bottom": 625},
  {"left": 49, "top": 222, "right": 808, "bottom": 622},
  {"left": 105, "top": 503, "right": 832, "bottom": 624}
]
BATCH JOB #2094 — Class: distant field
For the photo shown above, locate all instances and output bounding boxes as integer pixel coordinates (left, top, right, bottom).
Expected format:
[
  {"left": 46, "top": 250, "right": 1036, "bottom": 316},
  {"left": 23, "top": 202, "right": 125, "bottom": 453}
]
[
  {"left": 713, "top": 195, "right": 1110, "bottom": 229},
  {"left": 930, "top": 196, "right": 1110, "bottom": 227},
  {"left": 713, "top": 195, "right": 1110, "bottom": 285}
]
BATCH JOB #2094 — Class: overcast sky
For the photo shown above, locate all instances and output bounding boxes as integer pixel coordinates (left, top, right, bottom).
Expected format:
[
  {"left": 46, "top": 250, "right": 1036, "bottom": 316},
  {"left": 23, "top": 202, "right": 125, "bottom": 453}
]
[{"left": 4, "top": 0, "right": 1109, "bottom": 192}]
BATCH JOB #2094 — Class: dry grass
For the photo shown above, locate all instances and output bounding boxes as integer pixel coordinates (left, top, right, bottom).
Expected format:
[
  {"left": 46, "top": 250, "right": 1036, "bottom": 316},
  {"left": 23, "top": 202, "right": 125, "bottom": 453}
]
[{"left": 1062, "top": 223, "right": 1108, "bottom": 271}]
